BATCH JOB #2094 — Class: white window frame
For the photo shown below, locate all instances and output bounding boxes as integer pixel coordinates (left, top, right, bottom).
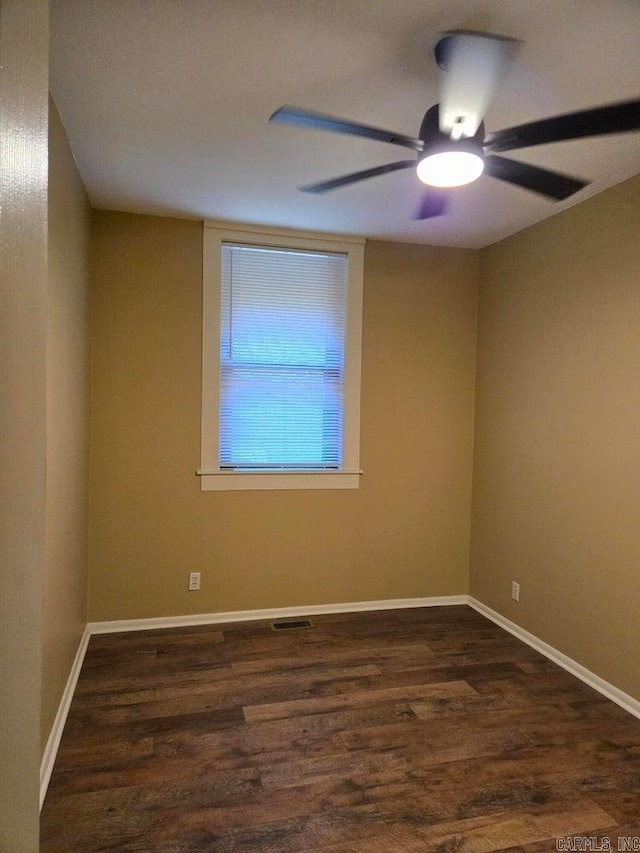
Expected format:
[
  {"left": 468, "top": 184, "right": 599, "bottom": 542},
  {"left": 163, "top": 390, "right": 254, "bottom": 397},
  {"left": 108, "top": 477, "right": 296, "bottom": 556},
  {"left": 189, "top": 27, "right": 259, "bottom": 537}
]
[{"left": 198, "top": 221, "right": 365, "bottom": 491}]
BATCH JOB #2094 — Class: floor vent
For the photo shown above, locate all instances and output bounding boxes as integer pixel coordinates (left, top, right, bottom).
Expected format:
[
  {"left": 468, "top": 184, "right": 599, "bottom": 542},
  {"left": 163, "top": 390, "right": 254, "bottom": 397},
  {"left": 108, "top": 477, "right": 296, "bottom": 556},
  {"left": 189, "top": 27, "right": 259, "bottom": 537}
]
[{"left": 270, "top": 618, "right": 315, "bottom": 631}]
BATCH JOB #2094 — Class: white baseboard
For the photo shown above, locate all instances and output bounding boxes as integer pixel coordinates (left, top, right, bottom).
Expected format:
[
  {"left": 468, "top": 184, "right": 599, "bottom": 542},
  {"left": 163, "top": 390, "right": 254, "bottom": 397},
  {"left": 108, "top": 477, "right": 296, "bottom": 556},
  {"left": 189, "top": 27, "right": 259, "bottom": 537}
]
[
  {"left": 88, "top": 595, "right": 469, "bottom": 635},
  {"left": 468, "top": 596, "right": 640, "bottom": 721},
  {"left": 40, "top": 625, "right": 91, "bottom": 810}
]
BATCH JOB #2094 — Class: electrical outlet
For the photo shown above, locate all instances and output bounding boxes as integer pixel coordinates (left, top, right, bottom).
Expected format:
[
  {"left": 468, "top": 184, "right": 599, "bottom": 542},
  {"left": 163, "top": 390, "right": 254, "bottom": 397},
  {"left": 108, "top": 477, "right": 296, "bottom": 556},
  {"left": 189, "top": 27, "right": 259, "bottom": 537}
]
[
  {"left": 511, "top": 581, "right": 520, "bottom": 602},
  {"left": 188, "top": 572, "right": 201, "bottom": 591}
]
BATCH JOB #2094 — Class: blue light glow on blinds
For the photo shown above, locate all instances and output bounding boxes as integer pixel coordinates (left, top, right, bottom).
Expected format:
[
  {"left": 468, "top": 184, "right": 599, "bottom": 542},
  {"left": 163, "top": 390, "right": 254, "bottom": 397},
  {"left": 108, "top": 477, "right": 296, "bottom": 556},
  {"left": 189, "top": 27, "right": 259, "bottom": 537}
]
[{"left": 220, "top": 243, "right": 348, "bottom": 470}]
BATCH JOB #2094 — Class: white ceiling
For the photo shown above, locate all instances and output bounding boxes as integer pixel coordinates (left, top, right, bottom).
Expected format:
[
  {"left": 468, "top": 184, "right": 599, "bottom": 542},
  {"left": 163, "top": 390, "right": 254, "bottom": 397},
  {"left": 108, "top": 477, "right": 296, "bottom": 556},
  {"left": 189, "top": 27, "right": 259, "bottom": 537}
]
[{"left": 50, "top": 0, "right": 640, "bottom": 248}]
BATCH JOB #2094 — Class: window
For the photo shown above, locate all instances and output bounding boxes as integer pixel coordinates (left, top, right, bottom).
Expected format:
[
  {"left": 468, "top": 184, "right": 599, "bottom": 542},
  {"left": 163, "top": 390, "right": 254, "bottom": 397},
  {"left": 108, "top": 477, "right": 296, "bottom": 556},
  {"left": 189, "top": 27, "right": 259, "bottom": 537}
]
[
  {"left": 199, "top": 223, "right": 364, "bottom": 490},
  {"left": 219, "top": 243, "right": 346, "bottom": 470}
]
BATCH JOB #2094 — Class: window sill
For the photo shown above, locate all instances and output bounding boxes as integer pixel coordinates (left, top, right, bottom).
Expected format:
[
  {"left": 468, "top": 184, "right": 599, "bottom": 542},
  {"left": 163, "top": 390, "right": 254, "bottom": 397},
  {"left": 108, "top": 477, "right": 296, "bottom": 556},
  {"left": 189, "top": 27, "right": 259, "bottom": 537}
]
[{"left": 196, "top": 469, "right": 362, "bottom": 491}]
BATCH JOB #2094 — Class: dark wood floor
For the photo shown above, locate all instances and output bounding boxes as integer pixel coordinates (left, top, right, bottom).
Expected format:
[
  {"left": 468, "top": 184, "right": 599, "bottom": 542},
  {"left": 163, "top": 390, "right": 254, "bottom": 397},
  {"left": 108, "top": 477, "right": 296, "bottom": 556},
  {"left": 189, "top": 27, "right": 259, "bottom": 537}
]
[{"left": 41, "top": 606, "right": 640, "bottom": 852}]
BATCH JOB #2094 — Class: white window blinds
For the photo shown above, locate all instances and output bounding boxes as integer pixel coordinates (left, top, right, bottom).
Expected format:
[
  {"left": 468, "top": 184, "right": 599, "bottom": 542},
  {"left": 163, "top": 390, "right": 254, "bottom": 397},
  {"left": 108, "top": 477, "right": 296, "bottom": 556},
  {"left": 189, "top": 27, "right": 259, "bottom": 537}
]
[{"left": 219, "top": 243, "right": 348, "bottom": 470}]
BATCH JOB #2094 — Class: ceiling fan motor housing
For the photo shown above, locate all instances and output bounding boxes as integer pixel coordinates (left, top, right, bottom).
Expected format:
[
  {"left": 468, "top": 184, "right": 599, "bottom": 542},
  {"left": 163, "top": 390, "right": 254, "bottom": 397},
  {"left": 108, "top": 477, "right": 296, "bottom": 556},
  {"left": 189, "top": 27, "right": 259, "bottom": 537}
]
[
  {"left": 419, "top": 137, "right": 485, "bottom": 161},
  {"left": 418, "top": 103, "right": 485, "bottom": 147},
  {"left": 417, "top": 104, "right": 486, "bottom": 188}
]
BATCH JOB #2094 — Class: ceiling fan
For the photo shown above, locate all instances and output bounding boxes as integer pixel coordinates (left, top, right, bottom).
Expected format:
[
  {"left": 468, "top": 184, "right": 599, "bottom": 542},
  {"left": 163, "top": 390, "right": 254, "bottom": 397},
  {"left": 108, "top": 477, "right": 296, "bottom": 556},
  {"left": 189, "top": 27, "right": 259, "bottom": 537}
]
[{"left": 269, "top": 31, "right": 640, "bottom": 219}]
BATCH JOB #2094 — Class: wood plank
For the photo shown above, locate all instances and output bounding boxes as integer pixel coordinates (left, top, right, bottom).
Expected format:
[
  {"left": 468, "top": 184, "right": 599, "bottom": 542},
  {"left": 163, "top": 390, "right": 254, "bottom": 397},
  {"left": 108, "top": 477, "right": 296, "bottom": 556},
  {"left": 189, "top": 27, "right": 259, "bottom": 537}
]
[
  {"left": 243, "top": 678, "right": 477, "bottom": 722},
  {"left": 383, "top": 798, "right": 615, "bottom": 852}
]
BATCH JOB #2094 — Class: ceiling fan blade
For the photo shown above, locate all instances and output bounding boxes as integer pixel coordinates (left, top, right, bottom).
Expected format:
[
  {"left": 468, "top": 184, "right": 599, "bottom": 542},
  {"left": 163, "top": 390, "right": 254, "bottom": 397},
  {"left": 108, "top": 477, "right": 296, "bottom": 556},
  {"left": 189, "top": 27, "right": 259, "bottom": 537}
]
[
  {"left": 270, "top": 106, "right": 424, "bottom": 152},
  {"left": 299, "top": 160, "right": 415, "bottom": 194},
  {"left": 484, "top": 155, "right": 589, "bottom": 200},
  {"left": 485, "top": 98, "right": 640, "bottom": 152},
  {"left": 437, "top": 31, "right": 519, "bottom": 138},
  {"left": 414, "top": 190, "right": 449, "bottom": 219}
]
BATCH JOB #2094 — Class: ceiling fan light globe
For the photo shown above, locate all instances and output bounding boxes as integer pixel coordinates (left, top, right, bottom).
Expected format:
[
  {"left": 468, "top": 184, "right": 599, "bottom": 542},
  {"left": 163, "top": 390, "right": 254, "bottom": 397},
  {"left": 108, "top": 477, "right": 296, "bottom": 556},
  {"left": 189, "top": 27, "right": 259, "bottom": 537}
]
[{"left": 417, "top": 143, "right": 485, "bottom": 188}]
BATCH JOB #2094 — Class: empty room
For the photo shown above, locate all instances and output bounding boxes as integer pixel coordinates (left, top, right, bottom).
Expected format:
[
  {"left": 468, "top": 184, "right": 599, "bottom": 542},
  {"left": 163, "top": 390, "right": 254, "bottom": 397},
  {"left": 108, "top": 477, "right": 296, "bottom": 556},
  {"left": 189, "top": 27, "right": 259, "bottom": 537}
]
[{"left": 3, "top": 1, "right": 640, "bottom": 851}]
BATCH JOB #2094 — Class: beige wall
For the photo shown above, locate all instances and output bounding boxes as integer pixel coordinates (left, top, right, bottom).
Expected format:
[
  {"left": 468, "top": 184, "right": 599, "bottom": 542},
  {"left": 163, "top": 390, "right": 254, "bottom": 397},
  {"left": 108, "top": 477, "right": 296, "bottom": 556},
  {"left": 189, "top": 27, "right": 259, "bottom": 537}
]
[
  {"left": 0, "top": 0, "right": 49, "bottom": 848},
  {"left": 471, "top": 175, "right": 640, "bottom": 701},
  {"left": 42, "top": 102, "right": 90, "bottom": 747},
  {"left": 88, "top": 213, "right": 479, "bottom": 620}
]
